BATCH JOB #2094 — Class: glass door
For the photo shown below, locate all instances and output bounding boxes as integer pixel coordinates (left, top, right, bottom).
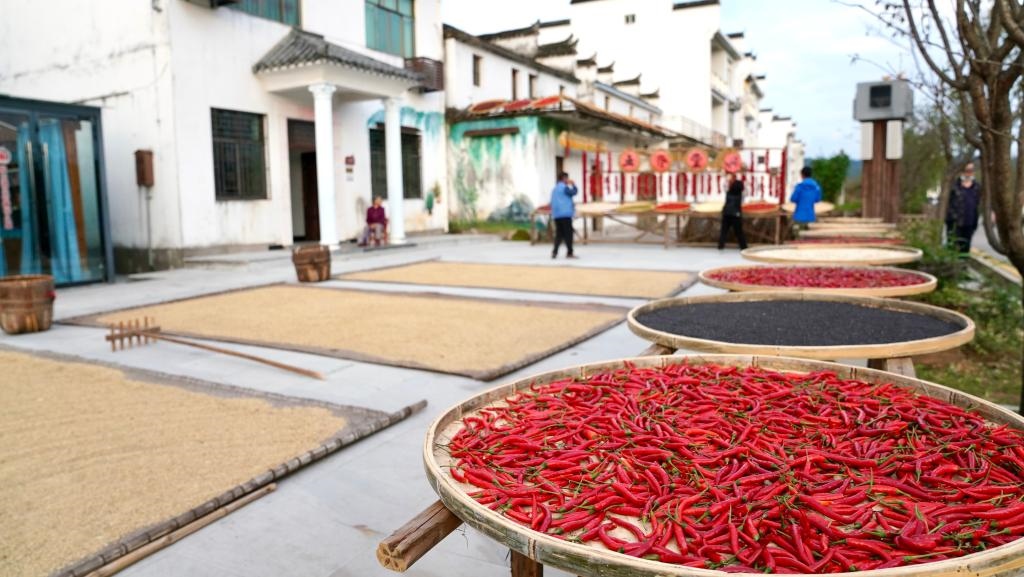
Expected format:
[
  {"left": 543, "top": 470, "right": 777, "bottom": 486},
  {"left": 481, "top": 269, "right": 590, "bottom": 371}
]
[
  {"left": 0, "top": 111, "right": 34, "bottom": 278},
  {"left": 0, "top": 106, "right": 108, "bottom": 284}
]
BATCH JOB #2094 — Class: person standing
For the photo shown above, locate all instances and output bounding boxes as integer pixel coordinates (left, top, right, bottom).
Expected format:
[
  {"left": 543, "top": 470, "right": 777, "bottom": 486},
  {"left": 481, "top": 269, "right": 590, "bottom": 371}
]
[
  {"left": 718, "top": 174, "right": 748, "bottom": 250},
  {"left": 946, "top": 162, "right": 981, "bottom": 253},
  {"left": 550, "top": 171, "right": 578, "bottom": 259},
  {"left": 789, "top": 166, "right": 822, "bottom": 228}
]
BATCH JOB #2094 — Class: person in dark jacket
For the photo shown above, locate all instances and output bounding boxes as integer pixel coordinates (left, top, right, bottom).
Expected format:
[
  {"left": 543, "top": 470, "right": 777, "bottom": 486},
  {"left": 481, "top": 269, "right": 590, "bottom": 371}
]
[
  {"left": 550, "top": 171, "right": 579, "bottom": 259},
  {"left": 718, "top": 174, "right": 748, "bottom": 250},
  {"left": 945, "top": 163, "right": 981, "bottom": 253}
]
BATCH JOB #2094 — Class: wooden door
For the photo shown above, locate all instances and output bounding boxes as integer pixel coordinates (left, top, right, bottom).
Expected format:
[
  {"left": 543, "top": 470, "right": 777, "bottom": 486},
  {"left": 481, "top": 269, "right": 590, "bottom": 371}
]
[{"left": 300, "top": 152, "right": 320, "bottom": 242}]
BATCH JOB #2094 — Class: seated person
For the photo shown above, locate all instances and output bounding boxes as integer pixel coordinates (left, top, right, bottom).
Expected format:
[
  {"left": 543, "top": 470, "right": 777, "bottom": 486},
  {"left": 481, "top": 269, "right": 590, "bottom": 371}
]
[{"left": 360, "top": 197, "right": 388, "bottom": 246}]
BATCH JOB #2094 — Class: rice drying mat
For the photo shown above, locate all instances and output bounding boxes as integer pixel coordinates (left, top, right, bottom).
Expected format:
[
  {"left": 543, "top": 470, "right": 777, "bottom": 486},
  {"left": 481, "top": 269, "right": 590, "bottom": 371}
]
[
  {"left": 336, "top": 260, "right": 696, "bottom": 299},
  {"left": 0, "top": 347, "right": 424, "bottom": 577},
  {"left": 424, "top": 354, "right": 1024, "bottom": 577},
  {"left": 65, "top": 285, "right": 627, "bottom": 380},
  {"left": 698, "top": 265, "right": 938, "bottom": 297},
  {"left": 627, "top": 292, "right": 973, "bottom": 360},
  {"left": 741, "top": 245, "right": 922, "bottom": 265}
]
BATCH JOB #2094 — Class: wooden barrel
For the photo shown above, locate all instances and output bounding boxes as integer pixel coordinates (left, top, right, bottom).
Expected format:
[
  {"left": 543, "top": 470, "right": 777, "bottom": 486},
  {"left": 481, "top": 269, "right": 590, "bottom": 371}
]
[
  {"left": 698, "top": 265, "right": 938, "bottom": 297},
  {"left": 627, "top": 292, "right": 973, "bottom": 360},
  {"left": 0, "top": 275, "right": 55, "bottom": 335},
  {"left": 291, "top": 246, "right": 331, "bottom": 283},
  {"left": 742, "top": 245, "right": 922, "bottom": 266},
  {"left": 424, "top": 354, "right": 1024, "bottom": 577}
]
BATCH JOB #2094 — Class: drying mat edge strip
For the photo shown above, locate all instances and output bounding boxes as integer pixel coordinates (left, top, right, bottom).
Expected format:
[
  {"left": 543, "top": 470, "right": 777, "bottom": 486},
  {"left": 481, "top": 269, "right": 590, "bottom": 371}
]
[
  {"left": 0, "top": 345, "right": 428, "bottom": 577},
  {"left": 60, "top": 284, "right": 630, "bottom": 381},
  {"left": 335, "top": 259, "right": 698, "bottom": 300}
]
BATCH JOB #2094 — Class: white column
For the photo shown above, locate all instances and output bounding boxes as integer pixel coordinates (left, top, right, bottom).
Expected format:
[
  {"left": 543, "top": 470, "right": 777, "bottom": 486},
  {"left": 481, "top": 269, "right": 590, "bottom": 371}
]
[
  {"left": 310, "top": 83, "right": 338, "bottom": 245},
  {"left": 384, "top": 96, "right": 406, "bottom": 242}
]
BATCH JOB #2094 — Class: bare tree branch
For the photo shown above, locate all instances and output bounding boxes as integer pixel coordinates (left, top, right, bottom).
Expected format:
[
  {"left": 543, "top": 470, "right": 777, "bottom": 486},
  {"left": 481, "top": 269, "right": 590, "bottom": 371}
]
[
  {"left": 998, "top": 0, "right": 1024, "bottom": 47},
  {"left": 903, "top": 0, "right": 969, "bottom": 87}
]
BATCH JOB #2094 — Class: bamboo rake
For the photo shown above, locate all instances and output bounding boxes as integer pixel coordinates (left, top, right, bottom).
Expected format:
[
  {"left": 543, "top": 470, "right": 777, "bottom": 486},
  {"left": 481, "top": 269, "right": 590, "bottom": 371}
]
[{"left": 105, "top": 318, "right": 325, "bottom": 380}]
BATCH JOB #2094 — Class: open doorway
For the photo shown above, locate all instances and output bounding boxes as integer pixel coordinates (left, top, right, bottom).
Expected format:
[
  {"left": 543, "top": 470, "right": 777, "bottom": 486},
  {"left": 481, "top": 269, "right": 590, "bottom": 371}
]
[{"left": 288, "top": 120, "right": 318, "bottom": 242}]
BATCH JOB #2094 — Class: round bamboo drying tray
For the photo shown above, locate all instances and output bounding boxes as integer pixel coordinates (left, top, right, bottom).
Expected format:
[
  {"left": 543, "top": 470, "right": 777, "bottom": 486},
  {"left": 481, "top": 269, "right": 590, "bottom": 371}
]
[
  {"left": 819, "top": 216, "right": 885, "bottom": 224},
  {"left": 690, "top": 201, "right": 723, "bottom": 214},
  {"left": 781, "top": 201, "right": 834, "bottom": 215},
  {"left": 424, "top": 354, "right": 1024, "bottom": 577},
  {"left": 626, "top": 292, "right": 973, "bottom": 360},
  {"left": 576, "top": 202, "right": 620, "bottom": 216},
  {"left": 808, "top": 222, "right": 897, "bottom": 230},
  {"left": 742, "top": 245, "right": 922, "bottom": 265},
  {"left": 788, "top": 238, "right": 907, "bottom": 248},
  {"left": 798, "top": 228, "right": 905, "bottom": 239},
  {"left": 697, "top": 265, "right": 938, "bottom": 297}
]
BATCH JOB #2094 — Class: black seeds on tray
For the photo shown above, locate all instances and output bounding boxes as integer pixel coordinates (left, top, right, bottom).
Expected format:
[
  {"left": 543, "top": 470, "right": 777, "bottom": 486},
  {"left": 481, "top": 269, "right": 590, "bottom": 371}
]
[{"left": 635, "top": 301, "right": 963, "bottom": 347}]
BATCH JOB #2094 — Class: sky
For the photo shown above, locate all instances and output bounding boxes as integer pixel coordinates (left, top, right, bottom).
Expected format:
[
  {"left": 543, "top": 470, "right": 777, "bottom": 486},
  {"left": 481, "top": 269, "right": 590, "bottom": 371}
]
[{"left": 441, "top": 0, "right": 915, "bottom": 159}]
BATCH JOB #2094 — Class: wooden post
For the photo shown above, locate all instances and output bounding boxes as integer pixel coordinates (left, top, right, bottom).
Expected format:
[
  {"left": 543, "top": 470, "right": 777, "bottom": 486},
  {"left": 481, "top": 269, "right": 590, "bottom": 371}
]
[
  {"left": 510, "top": 550, "right": 542, "bottom": 577},
  {"left": 862, "top": 121, "right": 902, "bottom": 223}
]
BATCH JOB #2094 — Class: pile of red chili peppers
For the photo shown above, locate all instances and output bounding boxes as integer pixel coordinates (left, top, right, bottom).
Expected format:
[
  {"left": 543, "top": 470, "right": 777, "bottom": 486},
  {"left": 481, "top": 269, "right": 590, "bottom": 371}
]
[
  {"left": 706, "top": 266, "right": 927, "bottom": 289},
  {"left": 447, "top": 364, "right": 1024, "bottom": 573},
  {"left": 742, "top": 202, "right": 780, "bottom": 213}
]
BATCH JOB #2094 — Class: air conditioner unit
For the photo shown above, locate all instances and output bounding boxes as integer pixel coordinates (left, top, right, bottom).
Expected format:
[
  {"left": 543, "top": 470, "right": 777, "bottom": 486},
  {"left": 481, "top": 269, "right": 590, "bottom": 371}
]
[
  {"left": 183, "top": 0, "right": 240, "bottom": 8},
  {"left": 405, "top": 57, "right": 444, "bottom": 93}
]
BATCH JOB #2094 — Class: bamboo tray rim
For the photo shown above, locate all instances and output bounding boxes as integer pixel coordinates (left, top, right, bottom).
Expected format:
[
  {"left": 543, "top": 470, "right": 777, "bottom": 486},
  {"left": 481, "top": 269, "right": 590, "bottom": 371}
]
[
  {"left": 741, "top": 245, "right": 923, "bottom": 266},
  {"left": 697, "top": 265, "right": 938, "bottom": 297},
  {"left": 626, "top": 292, "right": 973, "bottom": 359},
  {"left": 424, "top": 354, "right": 1024, "bottom": 577}
]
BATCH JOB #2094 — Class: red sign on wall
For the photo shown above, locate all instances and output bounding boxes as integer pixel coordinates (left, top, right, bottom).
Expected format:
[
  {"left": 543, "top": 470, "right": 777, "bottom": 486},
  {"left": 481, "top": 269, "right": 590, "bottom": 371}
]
[
  {"left": 721, "top": 150, "right": 743, "bottom": 173},
  {"left": 685, "top": 148, "right": 709, "bottom": 172},
  {"left": 618, "top": 149, "right": 640, "bottom": 172},
  {"left": 650, "top": 150, "right": 672, "bottom": 173},
  {"left": 0, "top": 147, "right": 11, "bottom": 230}
]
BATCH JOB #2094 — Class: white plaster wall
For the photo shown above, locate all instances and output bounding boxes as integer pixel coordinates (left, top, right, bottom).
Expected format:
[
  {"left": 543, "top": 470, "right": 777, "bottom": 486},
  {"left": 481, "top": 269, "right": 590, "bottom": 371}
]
[
  {"left": 167, "top": 2, "right": 314, "bottom": 248},
  {"left": 568, "top": 0, "right": 719, "bottom": 132},
  {"left": 302, "top": 0, "right": 443, "bottom": 63},
  {"left": 0, "top": 0, "right": 180, "bottom": 251},
  {"left": 445, "top": 40, "right": 577, "bottom": 109}
]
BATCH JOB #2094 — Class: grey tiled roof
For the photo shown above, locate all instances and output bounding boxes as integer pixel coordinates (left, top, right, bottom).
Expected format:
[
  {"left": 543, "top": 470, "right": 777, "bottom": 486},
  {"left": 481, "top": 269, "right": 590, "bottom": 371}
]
[{"left": 253, "top": 29, "right": 421, "bottom": 82}]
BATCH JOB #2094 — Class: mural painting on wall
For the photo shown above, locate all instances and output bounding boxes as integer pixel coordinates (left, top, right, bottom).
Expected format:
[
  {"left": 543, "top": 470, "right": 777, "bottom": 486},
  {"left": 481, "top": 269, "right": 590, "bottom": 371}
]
[
  {"left": 650, "top": 150, "right": 672, "bottom": 173},
  {"left": 619, "top": 149, "right": 640, "bottom": 173},
  {"left": 685, "top": 148, "right": 709, "bottom": 172}
]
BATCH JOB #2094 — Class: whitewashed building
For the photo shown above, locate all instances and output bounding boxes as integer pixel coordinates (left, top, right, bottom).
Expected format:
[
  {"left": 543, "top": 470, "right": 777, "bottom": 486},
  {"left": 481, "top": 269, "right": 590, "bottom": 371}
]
[
  {"left": 443, "top": 23, "right": 672, "bottom": 220},
  {"left": 0, "top": 0, "right": 448, "bottom": 273}
]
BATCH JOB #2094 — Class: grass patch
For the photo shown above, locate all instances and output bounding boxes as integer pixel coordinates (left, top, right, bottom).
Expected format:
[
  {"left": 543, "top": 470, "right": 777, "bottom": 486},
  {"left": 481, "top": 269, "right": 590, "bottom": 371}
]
[
  {"left": 448, "top": 219, "right": 534, "bottom": 239},
  {"left": 902, "top": 220, "right": 1023, "bottom": 406}
]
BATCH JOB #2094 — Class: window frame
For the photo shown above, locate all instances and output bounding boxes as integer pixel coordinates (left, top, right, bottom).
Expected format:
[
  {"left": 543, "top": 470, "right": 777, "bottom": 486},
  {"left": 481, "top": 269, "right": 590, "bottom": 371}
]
[
  {"left": 211, "top": 108, "right": 269, "bottom": 201},
  {"left": 511, "top": 68, "right": 519, "bottom": 100},
  {"left": 365, "top": 0, "right": 416, "bottom": 58},
  {"left": 528, "top": 74, "right": 537, "bottom": 99},
  {"left": 228, "top": 0, "right": 300, "bottom": 26},
  {"left": 369, "top": 126, "right": 423, "bottom": 201},
  {"left": 472, "top": 54, "right": 482, "bottom": 87}
]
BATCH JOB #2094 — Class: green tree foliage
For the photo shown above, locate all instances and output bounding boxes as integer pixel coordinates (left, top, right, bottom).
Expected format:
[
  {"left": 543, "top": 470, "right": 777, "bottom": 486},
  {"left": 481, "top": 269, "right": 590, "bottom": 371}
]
[
  {"left": 810, "top": 152, "right": 851, "bottom": 203},
  {"left": 900, "top": 109, "right": 947, "bottom": 214}
]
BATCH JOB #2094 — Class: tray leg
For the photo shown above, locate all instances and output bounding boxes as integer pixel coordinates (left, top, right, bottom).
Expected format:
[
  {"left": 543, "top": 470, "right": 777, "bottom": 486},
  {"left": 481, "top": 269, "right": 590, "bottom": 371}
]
[
  {"left": 867, "top": 357, "right": 917, "bottom": 378},
  {"left": 511, "top": 550, "right": 543, "bottom": 577},
  {"left": 377, "top": 500, "right": 463, "bottom": 572}
]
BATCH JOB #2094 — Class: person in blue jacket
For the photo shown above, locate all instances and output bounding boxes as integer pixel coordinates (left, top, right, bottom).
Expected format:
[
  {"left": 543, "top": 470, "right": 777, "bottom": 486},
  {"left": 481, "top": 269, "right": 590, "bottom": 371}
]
[
  {"left": 790, "top": 166, "right": 822, "bottom": 227},
  {"left": 550, "top": 171, "right": 578, "bottom": 259}
]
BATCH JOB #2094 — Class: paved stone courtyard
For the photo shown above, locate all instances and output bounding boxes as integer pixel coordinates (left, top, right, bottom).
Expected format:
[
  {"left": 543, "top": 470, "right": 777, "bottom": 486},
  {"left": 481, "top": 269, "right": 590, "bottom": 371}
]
[{"left": 4, "top": 237, "right": 758, "bottom": 577}]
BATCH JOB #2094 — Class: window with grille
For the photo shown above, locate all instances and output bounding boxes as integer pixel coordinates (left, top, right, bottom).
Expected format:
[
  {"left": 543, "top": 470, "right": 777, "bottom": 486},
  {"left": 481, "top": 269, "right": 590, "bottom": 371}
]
[
  {"left": 228, "top": 0, "right": 299, "bottom": 26},
  {"left": 369, "top": 127, "right": 422, "bottom": 200},
  {"left": 365, "top": 0, "right": 415, "bottom": 58},
  {"left": 211, "top": 108, "right": 267, "bottom": 200}
]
